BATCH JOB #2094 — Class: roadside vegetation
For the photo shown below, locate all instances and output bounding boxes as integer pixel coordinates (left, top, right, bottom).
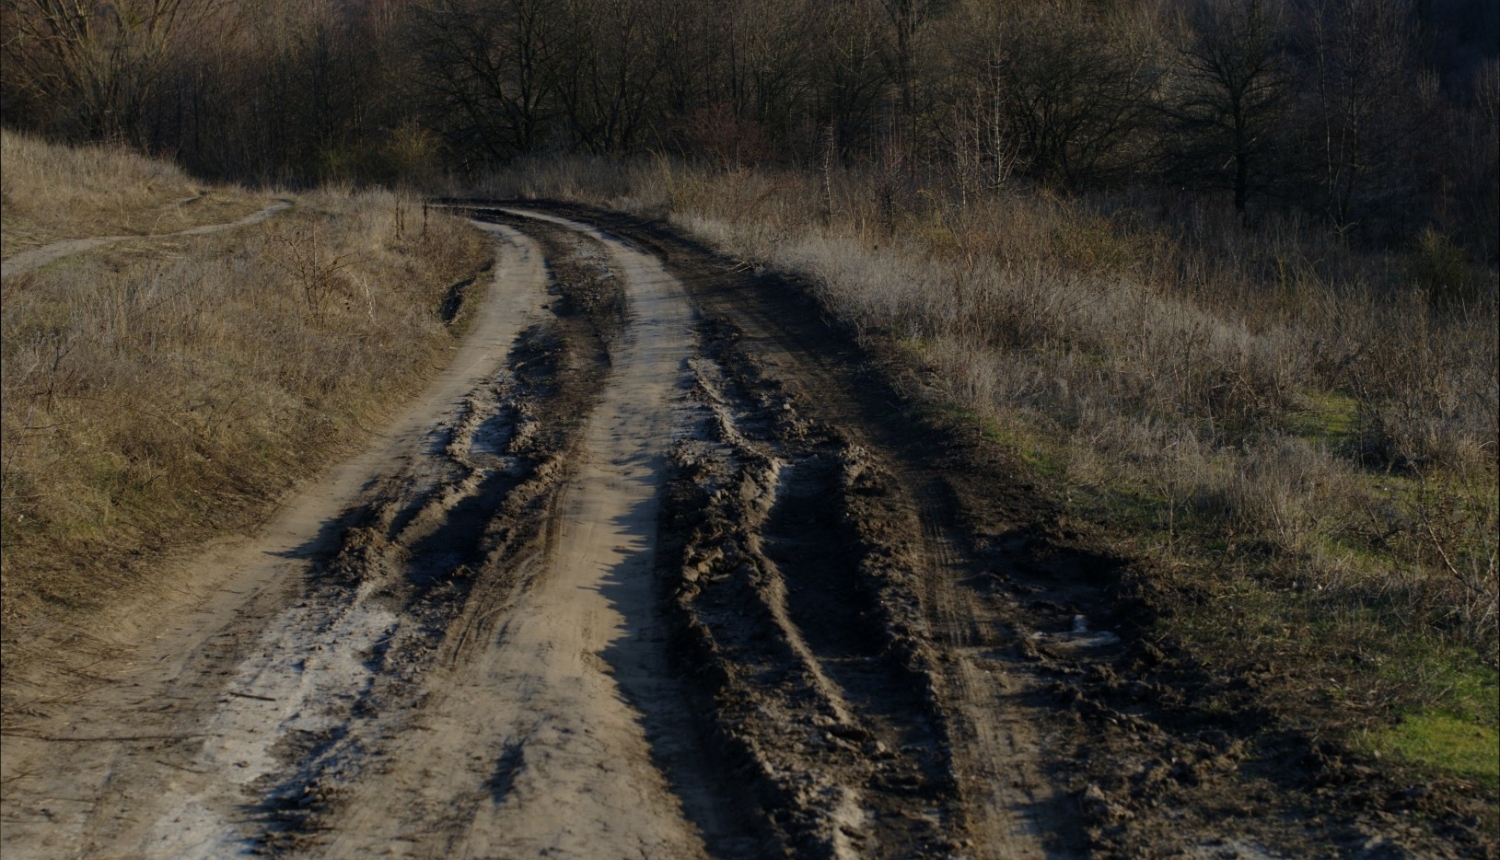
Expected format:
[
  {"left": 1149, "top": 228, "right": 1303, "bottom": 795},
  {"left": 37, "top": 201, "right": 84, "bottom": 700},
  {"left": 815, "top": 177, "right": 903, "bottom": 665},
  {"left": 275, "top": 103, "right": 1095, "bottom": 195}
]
[
  {"left": 476, "top": 156, "right": 1499, "bottom": 799},
  {"left": 0, "top": 134, "right": 491, "bottom": 659}
]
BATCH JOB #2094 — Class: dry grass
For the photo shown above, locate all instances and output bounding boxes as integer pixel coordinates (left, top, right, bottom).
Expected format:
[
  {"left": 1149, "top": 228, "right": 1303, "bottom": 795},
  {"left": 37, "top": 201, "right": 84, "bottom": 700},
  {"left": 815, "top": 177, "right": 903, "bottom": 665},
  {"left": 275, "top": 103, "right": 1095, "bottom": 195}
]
[
  {"left": 0, "top": 129, "right": 272, "bottom": 260},
  {"left": 475, "top": 156, "right": 1499, "bottom": 769},
  {"left": 1, "top": 142, "right": 491, "bottom": 650}
]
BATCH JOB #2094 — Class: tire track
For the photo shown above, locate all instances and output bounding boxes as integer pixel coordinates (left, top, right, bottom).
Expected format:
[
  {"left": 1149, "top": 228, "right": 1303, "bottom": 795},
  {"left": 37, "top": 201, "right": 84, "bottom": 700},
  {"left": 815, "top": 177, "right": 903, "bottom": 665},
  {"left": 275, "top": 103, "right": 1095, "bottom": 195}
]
[
  {"left": 527, "top": 204, "right": 1099, "bottom": 859},
  {"left": 659, "top": 320, "right": 959, "bottom": 859},
  {"left": 911, "top": 485, "right": 1075, "bottom": 860}
]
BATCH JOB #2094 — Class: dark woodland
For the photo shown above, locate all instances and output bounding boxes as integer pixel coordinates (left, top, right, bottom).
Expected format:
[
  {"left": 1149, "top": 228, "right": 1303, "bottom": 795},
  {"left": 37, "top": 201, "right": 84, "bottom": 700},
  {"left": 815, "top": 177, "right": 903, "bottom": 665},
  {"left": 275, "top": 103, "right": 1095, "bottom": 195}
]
[{"left": 3, "top": 0, "right": 1496, "bottom": 259}]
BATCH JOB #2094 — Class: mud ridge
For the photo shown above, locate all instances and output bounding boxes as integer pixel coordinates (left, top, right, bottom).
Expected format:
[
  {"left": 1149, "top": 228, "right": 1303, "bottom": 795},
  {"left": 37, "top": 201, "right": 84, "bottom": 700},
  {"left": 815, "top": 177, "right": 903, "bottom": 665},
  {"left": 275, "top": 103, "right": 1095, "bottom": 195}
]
[
  {"left": 658, "top": 317, "right": 961, "bottom": 860},
  {"left": 478, "top": 214, "right": 627, "bottom": 349}
]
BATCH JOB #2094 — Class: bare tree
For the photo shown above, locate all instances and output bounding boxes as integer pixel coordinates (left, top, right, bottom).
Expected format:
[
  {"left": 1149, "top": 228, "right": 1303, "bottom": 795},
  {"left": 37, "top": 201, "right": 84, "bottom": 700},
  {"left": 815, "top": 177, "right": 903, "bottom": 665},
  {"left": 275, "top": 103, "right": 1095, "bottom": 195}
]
[
  {"left": 813, "top": 0, "right": 890, "bottom": 162},
  {"left": 1161, "top": 0, "right": 1288, "bottom": 212},
  {"left": 998, "top": 2, "right": 1164, "bottom": 188},
  {"left": 2, "top": 0, "right": 196, "bottom": 142},
  {"left": 873, "top": 0, "right": 937, "bottom": 140},
  {"left": 411, "top": 0, "right": 561, "bottom": 161},
  {"left": 550, "top": 0, "right": 668, "bottom": 153},
  {"left": 935, "top": 1, "right": 1021, "bottom": 196},
  {"left": 1301, "top": 0, "right": 1431, "bottom": 234}
]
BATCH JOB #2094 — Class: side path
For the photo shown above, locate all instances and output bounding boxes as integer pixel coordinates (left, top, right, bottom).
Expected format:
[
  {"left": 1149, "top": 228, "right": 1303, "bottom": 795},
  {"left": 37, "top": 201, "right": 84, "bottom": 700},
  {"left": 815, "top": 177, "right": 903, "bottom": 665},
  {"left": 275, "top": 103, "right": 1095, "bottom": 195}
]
[{"left": 0, "top": 199, "right": 293, "bottom": 279}]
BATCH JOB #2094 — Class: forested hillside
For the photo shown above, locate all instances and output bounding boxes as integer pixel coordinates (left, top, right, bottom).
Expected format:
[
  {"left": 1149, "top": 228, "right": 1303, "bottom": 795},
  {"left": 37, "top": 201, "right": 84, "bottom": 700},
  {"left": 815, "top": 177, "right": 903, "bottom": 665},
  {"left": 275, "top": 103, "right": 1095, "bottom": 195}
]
[{"left": 4, "top": 0, "right": 1496, "bottom": 257}]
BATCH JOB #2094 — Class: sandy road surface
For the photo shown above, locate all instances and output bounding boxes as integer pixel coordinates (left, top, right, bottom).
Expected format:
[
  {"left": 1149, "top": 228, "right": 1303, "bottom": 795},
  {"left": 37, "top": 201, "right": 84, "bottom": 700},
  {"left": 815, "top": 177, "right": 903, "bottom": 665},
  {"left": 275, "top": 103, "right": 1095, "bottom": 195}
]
[
  {"left": 1, "top": 212, "right": 750, "bottom": 860},
  {"left": 0, "top": 199, "right": 293, "bottom": 279},
  {"left": 317, "top": 211, "right": 717, "bottom": 859}
]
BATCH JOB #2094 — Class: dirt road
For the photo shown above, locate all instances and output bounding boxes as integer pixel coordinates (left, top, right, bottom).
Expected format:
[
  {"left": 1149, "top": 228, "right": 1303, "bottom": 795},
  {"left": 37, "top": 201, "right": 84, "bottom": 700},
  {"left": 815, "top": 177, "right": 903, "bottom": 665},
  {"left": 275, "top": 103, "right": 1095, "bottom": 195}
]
[
  {"left": 1, "top": 206, "right": 1125, "bottom": 859},
  {"left": 317, "top": 211, "right": 718, "bottom": 859}
]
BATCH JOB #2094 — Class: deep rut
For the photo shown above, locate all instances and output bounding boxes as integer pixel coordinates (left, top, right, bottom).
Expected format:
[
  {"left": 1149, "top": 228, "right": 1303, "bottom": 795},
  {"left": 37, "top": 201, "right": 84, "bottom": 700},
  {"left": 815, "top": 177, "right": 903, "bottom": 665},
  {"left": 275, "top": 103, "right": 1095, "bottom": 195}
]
[{"left": 657, "top": 322, "right": 962, "bottom": 858}]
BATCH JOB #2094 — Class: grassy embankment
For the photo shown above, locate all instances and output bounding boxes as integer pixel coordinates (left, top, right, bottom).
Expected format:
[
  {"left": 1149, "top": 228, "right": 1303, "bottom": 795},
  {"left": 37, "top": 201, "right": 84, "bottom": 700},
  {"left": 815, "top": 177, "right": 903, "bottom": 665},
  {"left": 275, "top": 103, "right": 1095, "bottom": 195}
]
[
  {"left": 0, "top": 131, "right": 491, "bottom": 663},
  {"left": 477, "top": 158, "right": 1499, "bottom": 794}
]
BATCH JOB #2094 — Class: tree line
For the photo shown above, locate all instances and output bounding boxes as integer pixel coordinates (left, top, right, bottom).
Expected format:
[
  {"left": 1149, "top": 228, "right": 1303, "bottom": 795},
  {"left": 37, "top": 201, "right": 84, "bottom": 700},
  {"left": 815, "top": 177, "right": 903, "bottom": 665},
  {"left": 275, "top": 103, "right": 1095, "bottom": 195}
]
[{"left": 3, "top": 0, "right": 1497, "bottom": 256}]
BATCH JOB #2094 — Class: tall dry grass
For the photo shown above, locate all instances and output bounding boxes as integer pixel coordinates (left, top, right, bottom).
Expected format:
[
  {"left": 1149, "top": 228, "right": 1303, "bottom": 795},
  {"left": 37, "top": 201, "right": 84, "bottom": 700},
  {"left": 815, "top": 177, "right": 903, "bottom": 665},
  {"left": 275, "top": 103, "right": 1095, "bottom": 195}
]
[
  {"left": 1, "top": 169, "right": 490, "bottom": 641},
  {"left": 476, "top": 157, "right": 1499, "bottom": 664},
  {"left": 0, "top": 129, "right": 271, "bottom": 259}
]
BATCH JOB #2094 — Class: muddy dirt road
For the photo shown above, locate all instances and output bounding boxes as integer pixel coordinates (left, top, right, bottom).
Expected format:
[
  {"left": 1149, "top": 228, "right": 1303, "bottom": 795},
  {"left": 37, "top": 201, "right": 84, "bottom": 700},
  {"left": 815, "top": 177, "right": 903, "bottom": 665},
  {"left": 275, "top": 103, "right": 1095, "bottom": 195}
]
[{"left": 10, "top": 205, "right": 1379, "bottom": 859}]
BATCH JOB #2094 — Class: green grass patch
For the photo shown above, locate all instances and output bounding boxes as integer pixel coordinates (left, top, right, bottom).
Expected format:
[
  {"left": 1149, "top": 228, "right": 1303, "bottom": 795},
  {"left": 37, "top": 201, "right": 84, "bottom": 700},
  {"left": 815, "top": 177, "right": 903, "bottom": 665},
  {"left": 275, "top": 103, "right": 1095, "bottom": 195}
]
[
  {"left": 1376, "top": 645, "right": 1500, "bottom": 728},
  {"left": 1288, "top": 390, "right": 1358, "bottom": 446},
  {"left": 981, "top": 423, "right": 1062, "bottom": 479},
  {"left": 1084, "top": 485, "right": 1173, "bottom": 539},
  {"left": 907, "top": 397, "right": 1064, "bottom": 479},
  {"left": 1371, "top": 712, "right": 1499, "bottom": 790}
]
